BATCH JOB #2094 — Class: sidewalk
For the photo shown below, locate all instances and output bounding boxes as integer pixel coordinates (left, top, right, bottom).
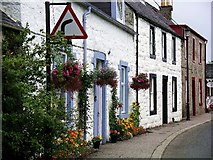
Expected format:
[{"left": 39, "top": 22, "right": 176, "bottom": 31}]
[{"left": 86, "top": 113, "right": 211, "bottom": 159}]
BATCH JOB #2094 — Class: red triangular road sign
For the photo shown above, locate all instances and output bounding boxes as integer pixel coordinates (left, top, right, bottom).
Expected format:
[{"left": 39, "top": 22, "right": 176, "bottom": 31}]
[{"left": 51, "top": 4, "right": 87, "bottom": 39}]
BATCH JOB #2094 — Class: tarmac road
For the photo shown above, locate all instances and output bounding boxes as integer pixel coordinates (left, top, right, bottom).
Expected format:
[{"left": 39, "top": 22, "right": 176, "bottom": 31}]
[{"left": 162, "top": 121, "right": 212, "bottom": 159}]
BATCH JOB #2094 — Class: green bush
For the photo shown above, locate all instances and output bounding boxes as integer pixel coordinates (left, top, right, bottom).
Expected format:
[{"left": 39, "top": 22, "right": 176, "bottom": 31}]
[{"left": 2, "top": 27, "right": 67, "bottom": 159}]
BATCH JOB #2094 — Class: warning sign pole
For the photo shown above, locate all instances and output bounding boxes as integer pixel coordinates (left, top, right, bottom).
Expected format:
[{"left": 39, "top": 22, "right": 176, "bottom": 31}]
[
  {"left": 44, "top": 2, "right": 71, "bottom": 158},
  {"left": 45, "top": 1, "right": 51, "bottom": 93}
]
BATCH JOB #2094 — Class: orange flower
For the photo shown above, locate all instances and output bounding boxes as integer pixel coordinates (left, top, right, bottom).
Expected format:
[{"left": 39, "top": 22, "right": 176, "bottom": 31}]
[{"left": 70, "top": 139, "right": 74, "bottom": 143}]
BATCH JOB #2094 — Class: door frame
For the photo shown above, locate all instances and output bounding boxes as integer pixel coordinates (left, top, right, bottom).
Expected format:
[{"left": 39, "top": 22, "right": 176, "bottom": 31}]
[
  {"left": 93, "top": 52, "right": 107, "bottom": 144},
  {"left": 162, "top": 75, "right": 168, "bottom": 124}
]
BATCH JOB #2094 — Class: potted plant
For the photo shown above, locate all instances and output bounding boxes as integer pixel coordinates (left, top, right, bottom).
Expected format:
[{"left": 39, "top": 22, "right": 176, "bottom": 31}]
[
  {"left": 51, "top": 60, "right": 82, "bottom": 92},
  {"left": 95, "top": 67, "right": 117, "bottom": 87},
  {"left": 130, "top": 73, "right": 150, "bottom": 91},
  {"left": 92, "top": 136, "right": 102, "bottom": 149},
  {"left": 110, "top": 130, "right": 120, "bottom": 143}
]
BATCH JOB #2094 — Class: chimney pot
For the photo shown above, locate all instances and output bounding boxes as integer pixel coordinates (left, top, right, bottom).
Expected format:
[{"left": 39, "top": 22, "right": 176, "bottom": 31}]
[
  {"left": 166, "top": 0, "right": 170, "bottom": 6},
  {"left": 161, "top": 0, "right": 165, "bottom": 6}
]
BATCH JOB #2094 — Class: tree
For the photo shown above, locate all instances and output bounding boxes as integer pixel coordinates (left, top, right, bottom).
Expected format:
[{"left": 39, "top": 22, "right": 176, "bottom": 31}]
[{"left": 2, "top": 27, "right": 66, "bottom": 159}]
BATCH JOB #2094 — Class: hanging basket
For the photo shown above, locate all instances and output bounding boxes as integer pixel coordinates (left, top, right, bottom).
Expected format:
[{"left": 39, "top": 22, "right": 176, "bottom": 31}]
[
  {"left": 64, "top": 76, "right": 82, "bottom": 92},
  {"left": 95, "top": 67, "right": 117, "bottom": 88},
  {"left": 130, "top": 83, "right": 150, "bottom": 91},
  {"left": 130, "top": 73, "right": 150, "bottom": 91}
]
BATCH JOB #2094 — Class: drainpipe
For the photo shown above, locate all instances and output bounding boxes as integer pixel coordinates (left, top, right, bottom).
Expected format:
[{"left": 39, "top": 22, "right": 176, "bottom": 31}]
[
  {"left": 82, "top": 6, "right": 91, "bottom": 140},
  {"left": 204, "top": 41, "right": 207, "bottom": 112},
  {"left": 83, "top": 6, "right": 91, "bottom": 65},
  {"left": 136, "top": 14, "right": 139, "bottom": 103}
]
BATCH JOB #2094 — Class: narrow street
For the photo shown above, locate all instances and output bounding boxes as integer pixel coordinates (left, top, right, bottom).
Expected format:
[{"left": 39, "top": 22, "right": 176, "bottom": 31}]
[
  {"left": 162, "top": 121, "right": 212, "bottom": 159},
  {"left": 86, "top": 113, "right": 211, "bottom": 158}
]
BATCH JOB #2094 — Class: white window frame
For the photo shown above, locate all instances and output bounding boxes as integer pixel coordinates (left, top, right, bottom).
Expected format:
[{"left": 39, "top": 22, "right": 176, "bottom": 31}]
[{"left": 111, "top": 0, "right": 125, "bottom": 24}]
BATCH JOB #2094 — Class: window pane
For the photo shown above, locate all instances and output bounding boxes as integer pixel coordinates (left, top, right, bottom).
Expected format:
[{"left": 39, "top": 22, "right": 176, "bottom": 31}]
[
  {"left": 150, "top": 78, "right": 154, "bottom": 111},
  {"left": 120, "top": 64, "right": 127, "bottom": 114}
]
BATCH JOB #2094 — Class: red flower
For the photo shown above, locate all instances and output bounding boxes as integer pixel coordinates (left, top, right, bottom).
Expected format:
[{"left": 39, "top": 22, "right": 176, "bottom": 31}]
[
  {"left": 52, "top": 69, "right": 58, "bottom": 75},
  {"left": 69, "top": 67, "right": 73, "bottom": 74}
]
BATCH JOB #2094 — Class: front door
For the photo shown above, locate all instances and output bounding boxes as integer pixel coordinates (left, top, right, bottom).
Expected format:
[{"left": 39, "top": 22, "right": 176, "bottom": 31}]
[
  {"left": 93, "top": 52, "right": 107, "bottom": 144},
  {"left": 162, "top": 76, "right": 168, "bottom": 124},
  {"left": 192, "top": 78, "right": 196, "bottom": 116}
]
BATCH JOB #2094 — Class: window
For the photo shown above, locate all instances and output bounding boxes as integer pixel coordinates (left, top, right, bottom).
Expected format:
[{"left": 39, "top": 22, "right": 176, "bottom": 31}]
[
  {"left": 184, "top": 38, "right": 187, "bottom": 59},
  {"left": 172, "top": 37, "right": 176, "bottom": 64},
  {"left": 199, "top": 79, "right": 202, "bottom": 105},
  {"left": 150, "top": 26, "right": 156, "bottom": 59},
  {"left": 162, "top": 32, "right": 167, "bottom": 61},
  {"left": 172, "top": 77, "right": 177, "bottom": 112},
  {"left": 199, "top": 42, "right": 202, "bottom": 64},
  {"left": 150, "top": 74, "right": 157, "bottom": 115},
  {"left": 192, "top": 38, "right": 195, "bottom": 61},
  {"left": 111, "top": 0, "right": 125, "bottom": 23},
  {"left": 119, "top": 61, "right": 129, "bottom": 117}
]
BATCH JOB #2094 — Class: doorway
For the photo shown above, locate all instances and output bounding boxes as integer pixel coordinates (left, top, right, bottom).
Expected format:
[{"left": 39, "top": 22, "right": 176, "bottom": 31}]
[
  {"left": 162, "top": 76, "right": 168, "bottom": 124},
  {"left": 93, "top": 52, "right": 107, "bottom": 144},
  {"left": 192, "top": 77, "right": 196, "bottom": 116}
]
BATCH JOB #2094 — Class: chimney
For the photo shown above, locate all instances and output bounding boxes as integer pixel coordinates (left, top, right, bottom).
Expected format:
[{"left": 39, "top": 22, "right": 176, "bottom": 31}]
[{"left": 160, "top": 0, "right": 173, "bottom": 20}]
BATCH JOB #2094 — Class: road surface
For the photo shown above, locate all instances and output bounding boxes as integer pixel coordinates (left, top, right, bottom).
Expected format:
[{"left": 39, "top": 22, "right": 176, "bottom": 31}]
[{"left": 162, "top": 121, "right": 212, "bottom": 158}]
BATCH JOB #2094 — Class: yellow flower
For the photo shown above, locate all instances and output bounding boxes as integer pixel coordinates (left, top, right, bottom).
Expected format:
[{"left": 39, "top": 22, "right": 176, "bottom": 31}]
[
  {"left": 98, "top": 136, "right": 102, "bottom": 140},
  {"left": 132, "top": 102, "right": 137, "bottom": 106}
]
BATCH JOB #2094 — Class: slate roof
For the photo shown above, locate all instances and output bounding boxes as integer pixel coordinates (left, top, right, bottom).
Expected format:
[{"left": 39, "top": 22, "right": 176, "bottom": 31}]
[
  {"left": 126, "top": 0, "right": 181, "bottom": 38},
  {"left": 0, "top": 10, "right": 22, "bottom": 30},
  {"left": 78, "top": 2, "right": 136, "bottom": 36},
  {"left": 206, "top": 64, "right": 213, "bottom": 78}
]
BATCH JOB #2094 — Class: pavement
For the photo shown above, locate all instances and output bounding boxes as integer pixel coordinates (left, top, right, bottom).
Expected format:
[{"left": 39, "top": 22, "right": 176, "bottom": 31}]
[{"left": 86, "top": 113, "right": 212, "bottom": 159}]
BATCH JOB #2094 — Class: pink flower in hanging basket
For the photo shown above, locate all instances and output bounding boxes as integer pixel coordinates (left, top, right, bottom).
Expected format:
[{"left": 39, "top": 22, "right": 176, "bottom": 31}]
[
  {"left": 130, "top": 73, "right": 150, "bottom": 91},
  {"left": 52, "top": 69, "right": 58, "bottom": 75},
  {"left": 51, "top": 60, "right": 83, "bottom": 92}
]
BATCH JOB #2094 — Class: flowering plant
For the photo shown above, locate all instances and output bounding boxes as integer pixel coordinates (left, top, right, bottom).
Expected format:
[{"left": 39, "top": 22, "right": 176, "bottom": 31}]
[
  {"left": 92, "top": 136, "right": 102, "bottom": 143},
  {"left": 130, "top": 102, "right": 141, "bottom": 127},
  {"left": 110, "top": 129, "right": 120, "bottom": 136},
  {"left": 53, "top": 129, "right": 89, "bottom": 159},
  {"left": 51, "top": 60, "right": 82, "bottom": 92},
  {"left": 130, "top": 73, "right": 150, "bottom": 91},
  {"left": 95, "top": 67, "right": 117, "bottom": 87},
  {"left": 117, "top": 102, "right": 123, "bottom": 108}
]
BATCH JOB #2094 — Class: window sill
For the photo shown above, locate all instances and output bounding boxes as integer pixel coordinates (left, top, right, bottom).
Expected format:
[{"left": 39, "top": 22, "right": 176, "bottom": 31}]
[{"left": 120, "top": 113, "right": 129, "bottom": 119}]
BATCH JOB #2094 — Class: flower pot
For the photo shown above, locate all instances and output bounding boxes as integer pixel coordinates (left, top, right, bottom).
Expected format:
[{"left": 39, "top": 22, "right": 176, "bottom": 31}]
[
  {"left": 93, "top": 141, "right": 100, "bottom": 149},
  {"left": 110, "top": 135, "right": 117, "bottom": 143}
]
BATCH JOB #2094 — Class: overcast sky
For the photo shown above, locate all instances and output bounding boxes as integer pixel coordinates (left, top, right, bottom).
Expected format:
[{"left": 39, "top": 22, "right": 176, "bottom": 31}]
[{"left": 148, "top": 0, "right": 212, "bottom": 62}]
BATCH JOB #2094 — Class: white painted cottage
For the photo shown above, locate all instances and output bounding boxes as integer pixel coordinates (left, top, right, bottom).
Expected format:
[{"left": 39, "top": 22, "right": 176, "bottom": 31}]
[
  {"left": 1, "top": 0, "right": 136, "bottom": 143},
  {"left": 126, "top": 0, "right": 182, "bottom": 128},
  {"left": 1, "top": 0, "right": 182, "bottom": 142}
]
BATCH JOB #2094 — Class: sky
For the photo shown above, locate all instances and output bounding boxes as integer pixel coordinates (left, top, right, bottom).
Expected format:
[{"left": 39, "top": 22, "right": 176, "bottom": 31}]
[{"left": 148, "top": 0, "right": 212, "bottom": 62}]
